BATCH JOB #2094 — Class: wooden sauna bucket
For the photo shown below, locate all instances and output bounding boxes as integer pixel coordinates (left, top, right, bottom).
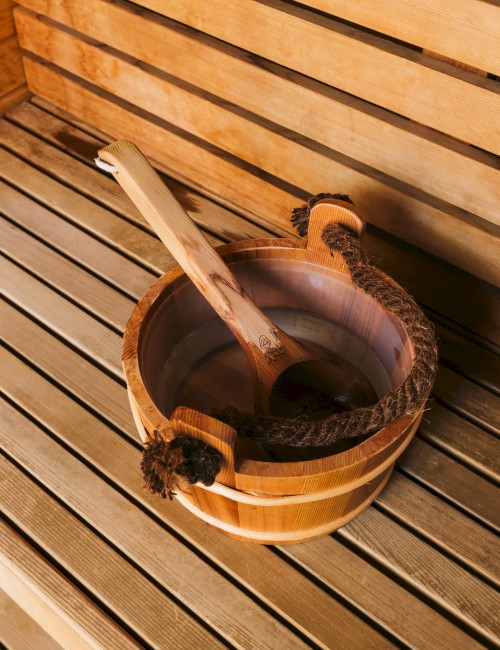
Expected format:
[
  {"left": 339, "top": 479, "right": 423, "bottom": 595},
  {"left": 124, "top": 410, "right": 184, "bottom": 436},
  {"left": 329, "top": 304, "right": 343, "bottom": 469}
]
[{"left": 123, "top": 203, "right": 422, "bottom": 544}]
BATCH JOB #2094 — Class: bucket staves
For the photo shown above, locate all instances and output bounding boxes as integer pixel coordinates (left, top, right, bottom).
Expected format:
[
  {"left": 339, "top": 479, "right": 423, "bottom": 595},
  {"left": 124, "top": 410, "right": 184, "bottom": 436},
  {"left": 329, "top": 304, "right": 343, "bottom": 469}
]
[{"left": 121, "top": 197, "right": 436, "bottom": 544}]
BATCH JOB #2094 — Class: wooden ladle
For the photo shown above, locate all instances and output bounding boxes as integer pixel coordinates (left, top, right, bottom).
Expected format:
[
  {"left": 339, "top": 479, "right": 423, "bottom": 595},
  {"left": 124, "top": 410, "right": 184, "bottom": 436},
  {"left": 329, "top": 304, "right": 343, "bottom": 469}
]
[{"left": 97, "top": 140, "right": 377, "bottom": 417}]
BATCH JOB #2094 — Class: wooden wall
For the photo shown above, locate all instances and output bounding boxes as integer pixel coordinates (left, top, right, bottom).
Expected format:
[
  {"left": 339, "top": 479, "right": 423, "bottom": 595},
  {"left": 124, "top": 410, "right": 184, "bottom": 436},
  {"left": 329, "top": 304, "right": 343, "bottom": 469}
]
[
  {"left": 12, "top": 0, "right": 500, "bottom": 286},
  {"left": 0, "top": 0, "right": 27, "bottom": 113}
]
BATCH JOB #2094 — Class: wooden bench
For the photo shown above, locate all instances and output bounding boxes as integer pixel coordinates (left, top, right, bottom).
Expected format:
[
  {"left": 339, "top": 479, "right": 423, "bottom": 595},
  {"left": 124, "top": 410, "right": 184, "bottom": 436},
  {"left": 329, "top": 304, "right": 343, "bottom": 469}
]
[{"left": 1, "top": 1, "right": 499, "bottom": 648}]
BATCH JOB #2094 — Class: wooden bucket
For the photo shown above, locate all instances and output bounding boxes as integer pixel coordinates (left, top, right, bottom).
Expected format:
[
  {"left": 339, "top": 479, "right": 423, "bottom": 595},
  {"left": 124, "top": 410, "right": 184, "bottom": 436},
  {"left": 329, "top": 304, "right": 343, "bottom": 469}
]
[{"left": 123, "top": 203, "right": 420, "bottom": 544}]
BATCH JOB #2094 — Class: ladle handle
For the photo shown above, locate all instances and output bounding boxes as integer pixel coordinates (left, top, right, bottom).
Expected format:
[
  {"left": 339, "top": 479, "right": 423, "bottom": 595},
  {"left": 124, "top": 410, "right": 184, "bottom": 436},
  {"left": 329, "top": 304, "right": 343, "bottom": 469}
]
[{"left": 97, "top": 140, "right": 278, "bottom": 357}]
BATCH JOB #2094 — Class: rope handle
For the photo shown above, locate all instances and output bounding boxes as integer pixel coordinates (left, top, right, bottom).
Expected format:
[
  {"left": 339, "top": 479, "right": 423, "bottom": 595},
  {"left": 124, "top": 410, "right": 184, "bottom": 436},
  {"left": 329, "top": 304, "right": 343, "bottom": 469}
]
[{"left": 141, "top": 194, "right": 439, "bottom": 498}]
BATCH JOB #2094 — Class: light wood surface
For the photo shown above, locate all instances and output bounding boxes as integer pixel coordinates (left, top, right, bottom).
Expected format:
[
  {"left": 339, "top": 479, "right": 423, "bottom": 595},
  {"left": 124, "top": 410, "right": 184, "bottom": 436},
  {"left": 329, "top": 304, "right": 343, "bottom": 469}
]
[
  {"left": 0, "top": 589, "right": 63, "bottom": 650},
  {"left": 0, "top": 0, "right": 16, "bottom": 40},
  {"left": 0, "top": 324, "right": 392, "bottom": 649},
  {"left": 17, "top": 0, "right": 499, "bottom": 153},
  {"left": 0, "top": 522, "right": 141, "bottom": 649},
  {"left": 12, "top": 2, "right": 500, "bottom": 287},
  {"left": 0, "top": 99, "right": 498, "bottom": 646},
  {"left": 13, "top": 1, "right": 499, "bottom": 226},
  {"left": 298, "top": 0, "right": 500, "bottom": 74},
  {"left": 3, "top": 98, "right": 499, "bottom": 346},
  {"left": 18, "top": 56, "right": 500, "bottom": 287}
]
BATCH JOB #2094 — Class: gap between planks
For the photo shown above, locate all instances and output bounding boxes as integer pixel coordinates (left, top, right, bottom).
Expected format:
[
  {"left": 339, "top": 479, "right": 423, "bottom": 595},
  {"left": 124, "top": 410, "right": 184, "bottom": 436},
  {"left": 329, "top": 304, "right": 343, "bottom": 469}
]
[
  {"left": 1, "top": 213, "right": 498, "bottom": 484},
  {"left": 0, "top": 319, "right": 498, "bottom": 645},
  {"left": 2, "top": 99, "right": 500, "bottom": 348},
  {"left": 0, "top": 368, "right": 494, "bottom": 649}
]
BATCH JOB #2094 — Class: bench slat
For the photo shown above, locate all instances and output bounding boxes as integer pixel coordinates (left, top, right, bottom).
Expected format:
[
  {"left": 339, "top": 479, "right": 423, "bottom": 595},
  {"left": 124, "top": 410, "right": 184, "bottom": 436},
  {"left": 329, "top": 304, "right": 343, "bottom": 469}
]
[
  {"left": 0, "top": 343, "right": 401, "bottom": 648},
  {"left": 2, "top": 331, "right": 498, "bottom": 644},
  {"left": 0, "top": 522, "right": 141, "bottom": 650},
  {"left": 0, "top": 37, "right": 25, "bottom": 99},
  {"left": 0, "top": 397, "right": 378, "bottom": 650},
  {"left": 418, "top": 403, "right": 499, "bottom": 481},
  {"left": 3, "top": 297, "right": 498, "bottom": 588},
  {"left": 0, "top": 256, "right": 123, "bottom": 378},
  {"left": 341, "top": 509, "right": 500, "bottom": 644},
  {"left": 0, "top": 588, "right": 63, "bottom": 650},
  {"left": 400, "top": 438, "right": 500, "bottom": 531},
  {"left": 433, "top": 321, "right": 500, "bottom": 394},
  {"left": 15, "top": 66, "right": 500, "bottom": 341},
  {"left": 376, "top": 472, "right": 500, "bottom": 586},
  {"left": 0, "top": 217, "right": 134, "bottom": 331},
  {"left": 7, "top": 104, "right": 500, "bottom": 351},
  {"left": 434, "top": 366, "right": 500, "bottom": 435},
  {"left": 2, "top": 211, "right": 496, "bottom": 483},
  {"left": 2, "top": 109, "right": 271, "bottom": 243},
  {"left": 0, "top": 147, "right": 174, "bottom": 274},
  {"left": 0, "top": 179, "right": 156, "bottom": 299},
  {"left": 0, "top": 298, "right": 137, "bottom": 439},
  {"left": 281, "top": 536, "right": 485, "bottom": 650},
  {"left": 0, "top": 458, "right": 226, "bottom": 650},
  {"left": 3, "top": 114, "right": 499, "bottom": 355},
  {"left": 17, "top": 0, "right": 499, "bottom": 153}
]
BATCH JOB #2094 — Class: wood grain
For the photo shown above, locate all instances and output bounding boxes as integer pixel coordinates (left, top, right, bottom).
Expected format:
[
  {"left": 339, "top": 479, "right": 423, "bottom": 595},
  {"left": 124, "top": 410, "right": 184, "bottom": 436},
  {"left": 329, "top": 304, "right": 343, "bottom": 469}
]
[
  {"left": 341, "top": 507, "right": 500, "bottom": 644},
  {"left": 0, "top": 83, "right": 29, "bottom": 115},
  {"left": 20, "top": 59, "right": 301, "bottom": 234},
  {"left": 0, "top": 36, "right": 25, "bottom": 99},
  {"left": 17, "top": 0, "right": 500, "bottom": 153},
  {"left": 0, "top": 216, "right": 135, "bottom": 331},
  {"left": 0, "top": 147, "right": 175, "bottom": 274},
  {"left": 0, "top": 88, "right": 497, "bottom": 647},
  {"left": 377, "top": 472, "right": 500, "bottom": 586},
  {"left": 0, "top": 350, "right": 396, "bottom": 649},
  {"left": 418, "top": 402, "right": 499, "bottom": 481},
  {"left": 0, "top": 589, "right": 63, "bottom": 650},
  {"left": 0, "top": 396, "right": 353, "bottom": 650},
  {"left": 282, "top": 534, "right": 484, "bottom": 650},
  {"left": 0, "top": 296, "right": 488, "bottom": 638},
  {"left": 433, "top": 366, "right": 500, "bottom": 435},
  {"left": 0, "top": 111, "right": 269, "bottom": 243},
  {"left": 299, "top": 0, "right": 500, "bottom": 74},
  {"left": 11, "top": 1, "right": 500, "bottom": 225},
  {"left": 399, "top": 438, "right": 500, "bottom": 531},
  {"left": 1, "top": 202, "right": 496, "bottom": 644},
  {"left": 0, "top": 458, "right": 225, "bottom": 650},
  {"left": 0, "top": 0, "right": 16, "bottom": 41},
  {"left": 0, "top": 179, "right": 156, "bottom": 298},
  {"left": 0, "top": 255, "right": 124, "bottom": 378},
  {"left": 0, "top": 298, "right": 137, "bottom": 440},
  {"left": 20, "top": 55, "right": 500, "bottom": 287},
  {"left": 0, "top": 522, "right": 141, "bottom": 650},
  {"left": 134, "top": 0, "right": 500, "bottom": 152},
  {"left": 14, "top": 16, "right": 500, "bottom": 284},
  {"left": 12, "top": 98, "right": 500, "bottom": 346}
]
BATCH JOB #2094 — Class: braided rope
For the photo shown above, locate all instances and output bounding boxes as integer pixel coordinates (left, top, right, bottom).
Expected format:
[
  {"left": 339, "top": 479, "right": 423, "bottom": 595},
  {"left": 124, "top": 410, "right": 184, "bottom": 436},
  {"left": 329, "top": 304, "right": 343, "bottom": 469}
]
[
  {"left": 142, "top": 194, "right": 438, "bottom": 493},
  {"left": 214, "top": 194, "right": 438, "bottom": 447}
]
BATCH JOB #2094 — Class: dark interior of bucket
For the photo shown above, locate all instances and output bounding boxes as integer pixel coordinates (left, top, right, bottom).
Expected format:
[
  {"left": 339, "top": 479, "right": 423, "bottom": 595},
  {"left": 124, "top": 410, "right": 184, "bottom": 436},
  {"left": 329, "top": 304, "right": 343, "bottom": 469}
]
[{"left": 138, "top": 254, "right": 413, "bottom": 460}]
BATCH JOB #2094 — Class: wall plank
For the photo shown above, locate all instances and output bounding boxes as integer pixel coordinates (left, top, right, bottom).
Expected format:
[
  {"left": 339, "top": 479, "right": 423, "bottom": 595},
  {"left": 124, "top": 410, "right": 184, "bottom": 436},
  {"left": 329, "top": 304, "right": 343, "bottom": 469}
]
[
  {"left": 0, "top": 1, "right": 28, "bottom": 112},
  {"left": 299, "top": 0, "right": 500, "bottom": 74},
  {"left": 16, "top": 17, "right": 500, "bottom": 285},
  {"left": 99, "top": 0, "right": 500, "bottom": 153},
  {"left": 12, "top": 2, "right": 500, "bottom": 226}
]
